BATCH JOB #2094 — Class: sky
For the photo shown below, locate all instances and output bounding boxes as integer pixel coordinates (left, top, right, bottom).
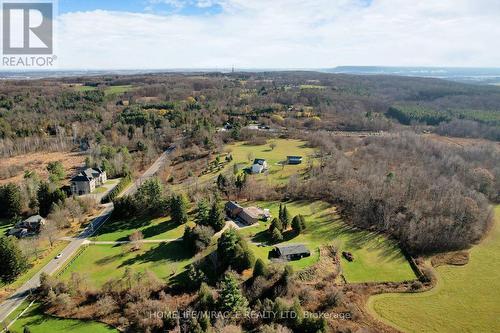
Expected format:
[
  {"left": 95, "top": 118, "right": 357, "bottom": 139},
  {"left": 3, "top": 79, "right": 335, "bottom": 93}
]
[{"left": 9, "top": 0, "right": 500, "bottom": 69}]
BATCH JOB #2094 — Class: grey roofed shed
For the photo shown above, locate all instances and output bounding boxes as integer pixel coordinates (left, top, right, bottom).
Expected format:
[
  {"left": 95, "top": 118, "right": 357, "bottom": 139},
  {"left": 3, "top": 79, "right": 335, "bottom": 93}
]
[{"left": 275, "top": 243, "right": 311, "bottom": 260}]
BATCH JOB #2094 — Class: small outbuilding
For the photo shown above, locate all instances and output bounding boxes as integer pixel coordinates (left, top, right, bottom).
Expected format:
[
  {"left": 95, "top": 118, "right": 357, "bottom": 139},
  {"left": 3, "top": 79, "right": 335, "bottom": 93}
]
[
  {"left": 287, "top": 156, "right": 303, "bottom": 165},
  {"left": 275, "top": 244, "right": 311, "bottom": 261},
  {"left": 251, "top": 158, "right": 268, "bottom": 174}
]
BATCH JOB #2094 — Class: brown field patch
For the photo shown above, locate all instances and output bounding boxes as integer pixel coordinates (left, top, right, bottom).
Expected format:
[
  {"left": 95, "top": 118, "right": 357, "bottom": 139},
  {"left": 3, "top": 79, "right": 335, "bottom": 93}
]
[
  {"left": 424, "top": 133, "right": 500, "bottom": 148},
  {"left": 0, "top": 151, "right": 86, "bottom": 185}
]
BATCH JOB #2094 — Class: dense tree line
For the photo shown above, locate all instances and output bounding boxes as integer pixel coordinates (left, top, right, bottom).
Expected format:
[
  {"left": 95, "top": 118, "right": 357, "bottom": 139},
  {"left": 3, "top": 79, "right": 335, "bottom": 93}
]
[{"left": 297, "top": 132, "right": 497, "bottom": 253}]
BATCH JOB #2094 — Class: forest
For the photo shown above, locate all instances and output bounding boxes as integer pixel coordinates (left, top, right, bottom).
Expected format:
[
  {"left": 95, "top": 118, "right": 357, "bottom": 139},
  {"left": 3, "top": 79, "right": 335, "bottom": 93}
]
[{"left": 1, "top": 71, "right": 500, "bottom": 332}]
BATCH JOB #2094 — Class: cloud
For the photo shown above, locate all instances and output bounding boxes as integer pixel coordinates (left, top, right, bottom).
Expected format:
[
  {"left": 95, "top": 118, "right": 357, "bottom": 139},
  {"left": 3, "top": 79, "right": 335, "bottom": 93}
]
[{"left": 54, "top": 0, "right": 500, "bottom": 69}]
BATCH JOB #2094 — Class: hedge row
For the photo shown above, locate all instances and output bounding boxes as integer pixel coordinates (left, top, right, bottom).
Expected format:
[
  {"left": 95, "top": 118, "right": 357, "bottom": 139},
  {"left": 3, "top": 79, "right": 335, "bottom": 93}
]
[{"left": 101, "top": 174, "right": 132, "bottom": 203}]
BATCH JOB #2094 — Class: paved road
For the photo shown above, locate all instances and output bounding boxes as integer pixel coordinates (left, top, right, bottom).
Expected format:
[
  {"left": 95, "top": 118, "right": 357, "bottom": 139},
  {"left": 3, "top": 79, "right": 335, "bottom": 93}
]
[{"left": 0, "top": 145, "right": 176, "bottom": 323}]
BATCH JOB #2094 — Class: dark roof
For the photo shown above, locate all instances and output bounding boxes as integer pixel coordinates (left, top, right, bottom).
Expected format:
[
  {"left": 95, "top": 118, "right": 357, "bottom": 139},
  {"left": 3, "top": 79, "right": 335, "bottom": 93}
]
[
  {"left": 71, "top": 167, "right": 104, "bottom": 182},
  {"left": 287, "top": 156, "right": 303, "bottom": 159},
  {"left": 275, "top": 244, "right": 310, "bottom": 256},
  {"left": 254, "top": 158, "right": 266, "bottom": 165},
  {"left": 225, "top": 201, "right": 242, "bottom": 211}
]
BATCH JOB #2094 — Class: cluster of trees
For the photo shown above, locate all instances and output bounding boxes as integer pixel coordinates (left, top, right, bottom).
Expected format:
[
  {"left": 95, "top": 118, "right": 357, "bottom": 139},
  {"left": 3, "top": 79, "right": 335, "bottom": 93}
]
[
  {"left": 217, "top": 228, "right": 255, "bottom": 273},
  {"left": 267, "top": 205, "right": 305, "bottom": 243},
  {"left": 300, "top": 132, "right": 497, "bottom": 253},
  {"left": 113, "top": 178, "right": 168, "bottom": 218},
  {"left": 85, "top": 145, "right": 132, "bottom": 178},
  {"left": 0, "top": 183, "right": 22, "bottom": 219}
]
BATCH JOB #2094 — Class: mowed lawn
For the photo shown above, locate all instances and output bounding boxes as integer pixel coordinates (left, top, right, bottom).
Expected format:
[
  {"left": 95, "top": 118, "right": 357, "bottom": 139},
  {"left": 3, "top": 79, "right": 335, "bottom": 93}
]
[
  {"left": 59, "top": 242, "right": 193, "bottom": 287},
  {"left": 200, "top": 139, "right": 316, "bottom": 185},
  {"left": 93, "top": 215, "right": 191, "bottom": 242},
  {"left": 7, "top": 301, "right": 117, "bottom": 333},
  {"left": 369, "top": 205, "right": 500, "bottom": 333},
  {"left": 239, "top": 201, "right": 415, "bottom": 282}
]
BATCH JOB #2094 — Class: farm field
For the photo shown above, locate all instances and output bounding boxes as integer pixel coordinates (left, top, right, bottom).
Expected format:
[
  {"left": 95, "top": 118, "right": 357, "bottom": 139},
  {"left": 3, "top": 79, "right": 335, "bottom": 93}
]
[
  {"left": 0, "top": 151, "right": 86, "bottom": 185},
  {"left": 207, "top": 139, "right": 315, "bottom": 184},
  {"left": 93, "top": 215, "right": 191, "bottom": 242},
  {"left": 239, "top": 201, "right": 415, "bottom": 282},
  {"left": 368, "top": 205, "right": 500, "bottom": 332},
  {"left": 6, "top": 301, "right": 117, "bottom": 333},
  {"left": 59, "top": 242, "right": 193, "bottom": 287},
  {"left": 71, "top": 84, "right": 134, "bottom": 96}
]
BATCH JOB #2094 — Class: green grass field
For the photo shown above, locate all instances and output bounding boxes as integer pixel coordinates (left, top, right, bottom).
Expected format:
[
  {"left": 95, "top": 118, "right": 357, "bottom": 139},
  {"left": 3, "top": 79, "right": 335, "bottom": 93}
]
[
  {"left": 72, "top": 85, "right": 133, "bottom": 96},
  {"left": 6, "top": 301, "right": 117, "bottom": 333},
  {"left": 60, "top": 242, "right": 193, "bottom": 287},
  {"left": 93, "top": 215, "right": 191, "bottom": 242},
  {"left": 369, "top": 205, "right": 500, "bottom": 332},
  {"left": 239, "top": 201, "right": 415, "bottom": 281},
  {"left": 213, "top": 139, "right": 315, "bottom": 184}
]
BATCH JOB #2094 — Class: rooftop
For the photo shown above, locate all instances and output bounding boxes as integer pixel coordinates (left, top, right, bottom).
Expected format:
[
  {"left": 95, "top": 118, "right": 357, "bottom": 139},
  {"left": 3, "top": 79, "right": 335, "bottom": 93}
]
[{"left": 275, "top": 243, "right": 310, "bottom": 256}]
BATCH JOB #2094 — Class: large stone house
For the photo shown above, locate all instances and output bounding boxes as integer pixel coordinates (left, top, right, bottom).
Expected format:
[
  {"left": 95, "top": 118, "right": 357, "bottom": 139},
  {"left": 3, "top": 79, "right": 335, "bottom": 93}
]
[{"left": 70, "top": 167, "right": 107, "bottom": 195}]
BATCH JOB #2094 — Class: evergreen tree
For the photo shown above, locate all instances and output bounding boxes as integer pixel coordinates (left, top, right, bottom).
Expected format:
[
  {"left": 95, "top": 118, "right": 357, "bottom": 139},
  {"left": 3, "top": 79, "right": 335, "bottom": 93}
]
[
  {"left": 253, "top": 258, "right": 268, "bottom": 278},
  {"left": 218, "top": 273, "right": 248, "bottom": 315},
  {"left": 0, "top": 236, "right": 28, "bottom": 282},
  {"left": 195, "top": 199, "right": 210, "bottom": 225},
  {"left": 217, "top": 228, "right": 254, "bottom": 272},
  {"left": 0, "top": 183, "right": 22, "bottom": 219},
  {"left": 282, "top": 205, "right": 291, "bottom": 230},
  {"left": 292, "top": 215, "right": 303, "bottom": 234},
  {"left": 271, "top": 228, "right": 283, "bottom": 243},
  {"left": 170, "top": 194, "right": 188, "bottom": 225},
  {"left": 37, "top": 182, "right": 66, "bottom": 217},
  {"left": 135, "top": 178, "right": 166, "bottom": 215},
  {"left": 278, "top": 203, "right": 284, "bottom": 222},
  {"left": 208, "top": 201, "right": 225, "bottom": 231},
  {"left": 269, "top": 217, "right": 283, "bottom": 233},
  {"left": 299, "top": 214, "right": 306, "bottom": 230}
]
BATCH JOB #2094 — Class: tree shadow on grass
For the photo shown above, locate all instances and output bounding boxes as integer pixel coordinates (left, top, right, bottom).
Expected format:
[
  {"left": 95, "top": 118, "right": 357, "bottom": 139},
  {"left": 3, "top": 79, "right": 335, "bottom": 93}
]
[
  {"left": 95, "top": 252, "right": 126, "bottom": 266},
  {"left": 119, "top": 242, "right": 192, "bottom": 268},
  {"left": 95, "top": 217, "right": 151, "bottom": 238},
  {"left": 252, "top": 229, "right": 299, "bottom": 245},
  {"left": 141, "top": 219, "right": 179, "bottom": 239}
]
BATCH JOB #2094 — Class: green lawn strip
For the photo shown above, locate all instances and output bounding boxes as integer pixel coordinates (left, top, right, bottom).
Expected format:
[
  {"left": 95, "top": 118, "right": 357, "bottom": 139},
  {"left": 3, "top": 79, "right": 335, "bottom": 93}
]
[
  {"left": 91, "top": 186, "right": 108, "bottom": 194},
  {"left": 7, "top": 300, "right": 117, "bottom": 333},
  {"left": 93, "top": 215, "right": 191, "bottom": 242},
  {"left": 0, "top": 218, "right": 13, "bottom": 236},
  {"left": 239, "top": 201, "right": 414, "bottom": 282},
  {"left": 198, "top": 139, "right": 316, "bottom": 186},
  {"left": 59, "top": 242, "right": 194, "bottom": 287},
  {"left": 0, "top": 242, "right": 68, "bottom": 292},
  {"left": 104, "top": 85, "right": 134, "bottom": 96},
  {"left": 369, "top": 205, "right": 500, "bottom": 333},
  {"left": 72, "top": 85, "right": 133, "bottom": 96}
]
